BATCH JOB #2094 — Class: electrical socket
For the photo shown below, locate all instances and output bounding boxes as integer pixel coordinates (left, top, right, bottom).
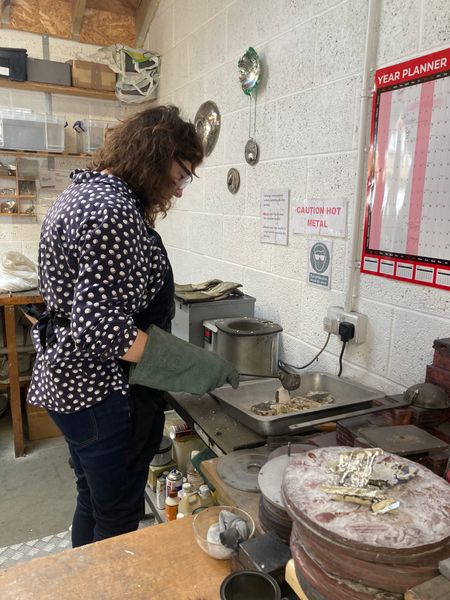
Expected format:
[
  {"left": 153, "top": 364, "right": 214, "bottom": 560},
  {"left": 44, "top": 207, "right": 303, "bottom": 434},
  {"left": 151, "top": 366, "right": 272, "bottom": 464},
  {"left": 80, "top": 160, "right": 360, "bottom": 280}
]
[{"left": 323, "top": 306, "right": 368, "bottom": 344}]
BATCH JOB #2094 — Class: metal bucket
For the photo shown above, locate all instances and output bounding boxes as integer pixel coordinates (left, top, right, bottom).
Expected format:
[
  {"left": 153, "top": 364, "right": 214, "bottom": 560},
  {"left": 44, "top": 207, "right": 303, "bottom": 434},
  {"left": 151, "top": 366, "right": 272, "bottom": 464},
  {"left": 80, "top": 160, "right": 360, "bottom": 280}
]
[
  {"left": 220, "top": 570, "right": 281, "bottom": 600},
  {"left": 214, "top": 317, "right": 282, "bottom": 377}
]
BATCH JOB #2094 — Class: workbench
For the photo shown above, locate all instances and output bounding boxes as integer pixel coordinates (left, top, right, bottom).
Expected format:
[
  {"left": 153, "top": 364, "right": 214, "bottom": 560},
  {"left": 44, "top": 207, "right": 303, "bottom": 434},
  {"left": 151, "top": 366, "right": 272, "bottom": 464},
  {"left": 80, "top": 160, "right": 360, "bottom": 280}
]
[
  {"left": 167, "top": 391, "right": 266, "bottom": 455},
  {"left": 0, "top": 517, "right": 230, "bottom": 600},
  {"left": 0, "top": 289, "right": 43, "bottom": 457}
]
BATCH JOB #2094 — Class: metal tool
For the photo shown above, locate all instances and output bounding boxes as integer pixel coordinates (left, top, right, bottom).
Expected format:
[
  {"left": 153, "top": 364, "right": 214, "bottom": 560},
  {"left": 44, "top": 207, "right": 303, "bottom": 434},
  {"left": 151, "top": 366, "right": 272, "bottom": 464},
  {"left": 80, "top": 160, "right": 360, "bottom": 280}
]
[{"left": 240, "top": 370, "right": 301, "bottom": 391}]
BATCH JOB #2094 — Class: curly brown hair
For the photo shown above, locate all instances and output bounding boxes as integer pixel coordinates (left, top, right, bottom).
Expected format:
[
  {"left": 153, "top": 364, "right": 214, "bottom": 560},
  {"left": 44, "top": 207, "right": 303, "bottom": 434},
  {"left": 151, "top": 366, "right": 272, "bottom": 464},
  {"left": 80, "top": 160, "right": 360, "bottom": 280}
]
[{"left": 89, "top": 105, "right": 204, "bottom": 226}]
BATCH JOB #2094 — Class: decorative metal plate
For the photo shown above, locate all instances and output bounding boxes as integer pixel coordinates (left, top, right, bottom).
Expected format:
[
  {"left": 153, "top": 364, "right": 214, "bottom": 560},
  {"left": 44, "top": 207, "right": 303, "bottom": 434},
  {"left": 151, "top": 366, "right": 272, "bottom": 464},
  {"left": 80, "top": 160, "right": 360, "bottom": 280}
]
[
  {"left": 227, "top": 168, "right": 240, "bottom": 194},
  {"left": 217, "top": 451, "right": 268, "bottom": 492},
  {"left": 238, "top": 47, "right": 261, "bottom": 95},
  {"left": 194, "top": 100, "right": 221, "bottom": 157},
  {"left": 244, "top": 138, "right": 259, "bottom": 165}
]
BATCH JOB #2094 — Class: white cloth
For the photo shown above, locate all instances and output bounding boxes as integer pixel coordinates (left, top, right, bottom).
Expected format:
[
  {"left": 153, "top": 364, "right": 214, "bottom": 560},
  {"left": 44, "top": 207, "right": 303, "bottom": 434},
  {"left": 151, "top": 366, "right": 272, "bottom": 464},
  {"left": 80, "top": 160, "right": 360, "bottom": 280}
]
[{"left": 0, "top": 251, "right": 38, "bottom": 292}]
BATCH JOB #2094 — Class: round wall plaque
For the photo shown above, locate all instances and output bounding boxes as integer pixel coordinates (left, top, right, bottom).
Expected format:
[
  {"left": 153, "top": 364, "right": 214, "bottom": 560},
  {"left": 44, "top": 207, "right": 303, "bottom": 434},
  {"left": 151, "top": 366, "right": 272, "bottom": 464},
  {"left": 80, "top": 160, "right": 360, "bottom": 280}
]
[{"left": 227, "top": 168, "right": 240, "bottom": 193}]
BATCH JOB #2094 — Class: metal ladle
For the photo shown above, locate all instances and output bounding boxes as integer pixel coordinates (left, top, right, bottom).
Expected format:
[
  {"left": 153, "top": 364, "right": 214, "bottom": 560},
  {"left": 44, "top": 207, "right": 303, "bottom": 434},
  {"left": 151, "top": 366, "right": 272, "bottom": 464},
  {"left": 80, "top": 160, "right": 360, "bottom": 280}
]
[{"left": 240, "top": 369, "right": 301, "bottom": 391}]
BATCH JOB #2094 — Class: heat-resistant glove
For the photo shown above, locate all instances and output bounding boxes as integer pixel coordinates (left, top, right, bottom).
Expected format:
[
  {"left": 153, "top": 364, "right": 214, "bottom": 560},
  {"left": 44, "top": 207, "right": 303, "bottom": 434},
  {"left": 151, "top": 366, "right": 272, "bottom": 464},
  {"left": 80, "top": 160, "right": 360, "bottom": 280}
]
[{"left": 129, "top": 324, "right": 240, "bottom": 395}]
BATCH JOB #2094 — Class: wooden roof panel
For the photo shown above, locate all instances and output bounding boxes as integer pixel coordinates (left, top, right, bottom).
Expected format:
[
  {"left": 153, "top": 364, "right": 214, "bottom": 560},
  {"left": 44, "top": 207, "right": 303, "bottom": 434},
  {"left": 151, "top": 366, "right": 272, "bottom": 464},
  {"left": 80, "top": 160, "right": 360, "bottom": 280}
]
[
  {"left": 79, "top": 8, "right": 135, "bottom": 47},
  {"left": 6, "top": 0, "right": 152, "bottom": 47},
  {"left": 10, "top": 0, "right": 72, "bottom": 39},
  {"left": 86, "top": 0, "right": 138, "bottom": 16}
]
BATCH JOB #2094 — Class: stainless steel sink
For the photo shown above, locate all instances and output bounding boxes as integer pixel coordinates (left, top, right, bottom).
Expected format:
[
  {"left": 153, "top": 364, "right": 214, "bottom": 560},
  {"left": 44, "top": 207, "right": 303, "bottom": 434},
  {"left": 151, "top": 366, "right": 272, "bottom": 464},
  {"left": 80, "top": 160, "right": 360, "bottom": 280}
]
[{"left": 211, "top": 372, "right": 384, "bottom": 436}]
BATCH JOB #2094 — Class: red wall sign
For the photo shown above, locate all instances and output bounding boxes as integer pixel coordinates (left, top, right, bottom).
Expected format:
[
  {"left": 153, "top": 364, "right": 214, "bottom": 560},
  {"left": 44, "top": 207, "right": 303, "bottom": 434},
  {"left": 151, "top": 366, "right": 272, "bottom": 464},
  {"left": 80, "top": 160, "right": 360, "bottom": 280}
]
[{"left": 361, "top": 48, "right": 450, "bottom": 290}]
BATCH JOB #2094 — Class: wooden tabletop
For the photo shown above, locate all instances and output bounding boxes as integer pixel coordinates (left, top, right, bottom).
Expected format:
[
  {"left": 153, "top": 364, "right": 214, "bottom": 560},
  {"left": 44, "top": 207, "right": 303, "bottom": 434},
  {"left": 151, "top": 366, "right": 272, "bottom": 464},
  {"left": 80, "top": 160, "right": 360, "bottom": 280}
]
[
  {"left": 0, "top": 289, "right": 43, "bottom": 305},
  {"left": 0, "top": 517, "right": 230, "bottom": 600}
]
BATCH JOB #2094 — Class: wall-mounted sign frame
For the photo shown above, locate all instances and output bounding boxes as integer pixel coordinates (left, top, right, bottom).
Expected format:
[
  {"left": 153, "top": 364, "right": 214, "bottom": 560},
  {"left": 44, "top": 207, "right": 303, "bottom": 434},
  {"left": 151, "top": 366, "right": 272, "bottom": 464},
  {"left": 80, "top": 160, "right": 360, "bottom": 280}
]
[{"left": 361, "top": 48, "right": 450, "bottom": 291}]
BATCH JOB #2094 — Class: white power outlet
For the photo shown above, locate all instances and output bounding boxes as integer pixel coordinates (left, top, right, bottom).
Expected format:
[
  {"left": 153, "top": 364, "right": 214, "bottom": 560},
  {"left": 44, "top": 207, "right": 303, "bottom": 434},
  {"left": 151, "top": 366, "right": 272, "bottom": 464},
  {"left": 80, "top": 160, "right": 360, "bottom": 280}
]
[
  {"left": 323, "top": 306, "right": 368, "bottom": 344},
  {"left": 323, "top": 306, "right": 342, "bottom": 335}
]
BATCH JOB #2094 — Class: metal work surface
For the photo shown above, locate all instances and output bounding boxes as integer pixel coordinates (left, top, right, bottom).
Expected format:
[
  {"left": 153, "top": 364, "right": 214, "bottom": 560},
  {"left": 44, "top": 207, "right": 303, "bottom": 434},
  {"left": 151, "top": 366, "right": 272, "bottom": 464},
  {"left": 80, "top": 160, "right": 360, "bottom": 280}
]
[
  {"left": 166, "top": 391, "right": 266, "bottom": 454},
  {"left": 211, "top": 373, "right": 383, "bottom": 436}
]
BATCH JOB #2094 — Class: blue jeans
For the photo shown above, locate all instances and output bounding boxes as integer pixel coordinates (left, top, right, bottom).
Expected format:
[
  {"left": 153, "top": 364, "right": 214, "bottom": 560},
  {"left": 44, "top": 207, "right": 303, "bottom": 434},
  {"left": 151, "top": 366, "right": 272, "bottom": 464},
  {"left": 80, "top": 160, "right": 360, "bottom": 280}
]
[{"left": 48, "top": 390, "right": 148, "bottom": 547}]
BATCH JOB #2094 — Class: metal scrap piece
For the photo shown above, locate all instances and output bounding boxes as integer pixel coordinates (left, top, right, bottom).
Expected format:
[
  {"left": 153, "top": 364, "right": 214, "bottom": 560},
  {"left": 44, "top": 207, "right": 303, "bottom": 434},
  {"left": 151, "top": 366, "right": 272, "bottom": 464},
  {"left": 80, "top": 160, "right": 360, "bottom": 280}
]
[
  {"left": 335, "top": 448, "right": 384, "bottom": 488},
  {"left": 371, "top": 498, "right": 400, "bottom": 514},
  {"left": 320, "top": 485, "right": 386, "bottom": 500}
]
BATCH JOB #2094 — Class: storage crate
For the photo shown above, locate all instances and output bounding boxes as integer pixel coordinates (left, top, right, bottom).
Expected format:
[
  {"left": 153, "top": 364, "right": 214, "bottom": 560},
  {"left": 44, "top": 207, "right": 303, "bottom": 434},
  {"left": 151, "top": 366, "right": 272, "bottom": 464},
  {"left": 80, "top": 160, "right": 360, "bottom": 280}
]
[
  {"left": 46, "top": 114, "right": 66, "bottom": 152},
  {"left": 0, "top": 48, "right": 27, "bottom": 81},
  {"left": 26, "top": 404, "right": 62, "bottom": 441},
  {"left": 27, "top": 58, "right": 71, "bottom": 86},
  {"left": 0, "top": 108, "right": 65, "bottom": 152},
  {"left": 76, "top": 118, "right": 116, "bottom": 153}
]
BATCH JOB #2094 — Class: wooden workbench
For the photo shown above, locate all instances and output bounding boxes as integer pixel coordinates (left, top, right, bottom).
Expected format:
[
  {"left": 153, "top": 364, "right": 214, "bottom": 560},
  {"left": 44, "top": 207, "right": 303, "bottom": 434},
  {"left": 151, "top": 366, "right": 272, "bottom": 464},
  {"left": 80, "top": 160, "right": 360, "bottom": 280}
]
[
  {"left": 0, "top": 517, "right": 230, "bottom": 599},
  {"left": 0, "top": 290, "right": 43, "bottom": 457}
]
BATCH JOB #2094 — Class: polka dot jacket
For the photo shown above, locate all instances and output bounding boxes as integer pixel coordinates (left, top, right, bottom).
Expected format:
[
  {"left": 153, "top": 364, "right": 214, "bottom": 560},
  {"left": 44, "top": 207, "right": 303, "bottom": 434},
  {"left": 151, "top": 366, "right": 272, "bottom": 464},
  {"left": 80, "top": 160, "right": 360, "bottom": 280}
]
[{"left": 27, "top": 170, "right": 168, "bottom": 413}]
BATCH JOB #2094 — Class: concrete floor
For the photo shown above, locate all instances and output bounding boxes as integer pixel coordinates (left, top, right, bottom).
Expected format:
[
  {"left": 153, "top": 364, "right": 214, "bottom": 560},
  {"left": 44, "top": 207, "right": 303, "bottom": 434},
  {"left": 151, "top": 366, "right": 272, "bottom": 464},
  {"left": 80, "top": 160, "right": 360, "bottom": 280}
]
[{"left": 0, "top": 409, "right": 75, "bottom": 547}]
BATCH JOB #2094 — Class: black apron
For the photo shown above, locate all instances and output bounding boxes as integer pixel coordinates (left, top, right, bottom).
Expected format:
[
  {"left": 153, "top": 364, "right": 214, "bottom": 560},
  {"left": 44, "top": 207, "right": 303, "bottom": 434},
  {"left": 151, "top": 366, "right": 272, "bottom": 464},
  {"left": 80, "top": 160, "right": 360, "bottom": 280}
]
[{"left": 120, "top": 226, "right": 175, "bottom": 472}]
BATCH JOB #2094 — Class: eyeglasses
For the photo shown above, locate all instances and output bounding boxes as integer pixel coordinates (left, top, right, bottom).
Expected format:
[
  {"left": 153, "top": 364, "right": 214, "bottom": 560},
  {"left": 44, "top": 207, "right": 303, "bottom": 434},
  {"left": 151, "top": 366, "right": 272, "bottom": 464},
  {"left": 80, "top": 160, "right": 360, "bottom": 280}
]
[{"left": 175, "top": 158, "right": 193, "bottom": 189}]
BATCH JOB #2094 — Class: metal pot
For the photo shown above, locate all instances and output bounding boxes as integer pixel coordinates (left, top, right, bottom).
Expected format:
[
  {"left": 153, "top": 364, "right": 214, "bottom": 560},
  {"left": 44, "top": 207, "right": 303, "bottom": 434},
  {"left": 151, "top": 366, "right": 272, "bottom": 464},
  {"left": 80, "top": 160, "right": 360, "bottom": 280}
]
[
  {"left": 214, "top": 317, "right": 282, "bottom": 377},
  {"left": 220, "top": 570, "right": 281, "bottom": 600},
  {"left": 150, "top": 435, "right": 172, "bottom": 467}
]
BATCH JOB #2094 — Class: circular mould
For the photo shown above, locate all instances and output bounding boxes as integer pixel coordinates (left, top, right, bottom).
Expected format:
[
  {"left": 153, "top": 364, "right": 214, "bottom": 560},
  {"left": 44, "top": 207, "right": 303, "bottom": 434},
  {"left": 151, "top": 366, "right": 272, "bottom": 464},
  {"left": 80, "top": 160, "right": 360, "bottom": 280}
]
[{"left": 217, "top": 452, "right": 267, "bottom": 492}]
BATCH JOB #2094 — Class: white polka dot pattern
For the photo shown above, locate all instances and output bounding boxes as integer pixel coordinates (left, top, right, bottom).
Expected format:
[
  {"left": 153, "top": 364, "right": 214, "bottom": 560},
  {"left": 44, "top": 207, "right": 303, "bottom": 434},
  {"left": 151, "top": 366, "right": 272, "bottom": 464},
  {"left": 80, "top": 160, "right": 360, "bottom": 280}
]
[{"left": 27, "top": 170, "right": 167, "bottom": 413}]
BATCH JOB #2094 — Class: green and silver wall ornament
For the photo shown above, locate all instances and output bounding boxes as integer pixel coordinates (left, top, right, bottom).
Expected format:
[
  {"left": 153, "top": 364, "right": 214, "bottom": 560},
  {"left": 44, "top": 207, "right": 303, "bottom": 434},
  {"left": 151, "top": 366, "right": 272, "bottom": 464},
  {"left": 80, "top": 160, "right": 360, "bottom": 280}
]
[{"left": 238, "top": 47, "right": 261, "bottom": 166}]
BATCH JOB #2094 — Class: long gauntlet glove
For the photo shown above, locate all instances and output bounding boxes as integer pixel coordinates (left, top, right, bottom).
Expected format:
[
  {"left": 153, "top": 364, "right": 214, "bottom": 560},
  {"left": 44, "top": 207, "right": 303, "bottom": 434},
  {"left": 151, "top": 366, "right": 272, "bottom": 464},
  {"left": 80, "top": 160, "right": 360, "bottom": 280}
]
[{"left": 129, "top": 325, "right": 240, "bottom": 395}]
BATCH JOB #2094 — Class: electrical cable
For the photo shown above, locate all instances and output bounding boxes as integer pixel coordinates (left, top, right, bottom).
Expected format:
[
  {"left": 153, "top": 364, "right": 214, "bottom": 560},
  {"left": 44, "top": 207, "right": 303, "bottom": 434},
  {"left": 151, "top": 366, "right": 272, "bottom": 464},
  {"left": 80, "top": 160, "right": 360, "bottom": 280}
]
[
  {"left": 338, "top": 340, "right": 347, "bottom": 377},
  {"left": 278, "top": 332, "right": 331, "bottom": 371}
]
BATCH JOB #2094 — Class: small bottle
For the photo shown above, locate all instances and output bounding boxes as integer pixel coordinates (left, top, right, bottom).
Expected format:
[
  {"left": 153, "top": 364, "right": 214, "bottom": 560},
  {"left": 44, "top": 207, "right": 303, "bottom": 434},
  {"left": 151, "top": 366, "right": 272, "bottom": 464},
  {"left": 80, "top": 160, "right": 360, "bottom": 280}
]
[
  {"left": 187, "top": 450, "right": 204, "bottom": 491},
  {"left": 156, "top": 474, "right": 166, "bottom": 510},
  {"left": 178, "top": 481, "right": 192, "bottom": 500},
  {"left": 166, "top": 468, "right": 183, "bottom": 496},
  {"left": 165, "top": 490, "right": 180, "bottom": 521},
  {"left": 197, "top": 484, "right": 214, "bottom": 510}
]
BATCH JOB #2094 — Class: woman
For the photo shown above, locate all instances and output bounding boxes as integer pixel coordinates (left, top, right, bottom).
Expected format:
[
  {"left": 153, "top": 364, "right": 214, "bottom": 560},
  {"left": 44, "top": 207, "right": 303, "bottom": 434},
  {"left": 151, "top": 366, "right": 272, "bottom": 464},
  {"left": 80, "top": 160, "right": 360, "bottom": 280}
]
[{"left": 27, "top": 105, "right": 238, "bottom": 547}]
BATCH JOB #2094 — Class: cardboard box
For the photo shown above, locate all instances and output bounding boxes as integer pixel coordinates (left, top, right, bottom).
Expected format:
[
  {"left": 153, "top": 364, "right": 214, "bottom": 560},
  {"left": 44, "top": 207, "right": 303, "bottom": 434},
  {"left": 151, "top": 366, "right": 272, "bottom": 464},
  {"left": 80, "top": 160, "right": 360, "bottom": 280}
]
[
  {"left": 27, "top": 58, "right": 71, "bottom": 86},
  {"left": 26, "top": 404, "right": 62, "bottom": 441},
  {"left": 67, "top": 60, "right": 116, "bottom": 92},
  {"left": 148, "top": 460, "right": 176, "bottom": 491}
]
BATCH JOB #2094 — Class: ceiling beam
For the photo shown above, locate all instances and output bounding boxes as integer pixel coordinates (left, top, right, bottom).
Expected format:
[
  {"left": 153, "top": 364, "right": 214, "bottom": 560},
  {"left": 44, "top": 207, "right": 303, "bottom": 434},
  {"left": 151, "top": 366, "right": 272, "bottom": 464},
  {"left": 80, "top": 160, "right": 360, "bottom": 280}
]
[
  {"left": 0, "top": 0, "right": 11, "bottom": 29},
  {"left": 135, "top": 0, "right": 159, "bottom": 48},
  {"left": 72, "top": 0, "right": 87, "bottom": 41}
]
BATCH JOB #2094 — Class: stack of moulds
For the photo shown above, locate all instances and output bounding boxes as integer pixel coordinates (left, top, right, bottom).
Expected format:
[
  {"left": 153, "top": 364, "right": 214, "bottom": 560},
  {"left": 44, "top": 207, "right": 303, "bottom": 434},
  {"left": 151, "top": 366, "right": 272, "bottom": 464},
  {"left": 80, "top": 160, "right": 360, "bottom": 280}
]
[{"left": 282, "top": 446, "right": 450, "bottom": 599}]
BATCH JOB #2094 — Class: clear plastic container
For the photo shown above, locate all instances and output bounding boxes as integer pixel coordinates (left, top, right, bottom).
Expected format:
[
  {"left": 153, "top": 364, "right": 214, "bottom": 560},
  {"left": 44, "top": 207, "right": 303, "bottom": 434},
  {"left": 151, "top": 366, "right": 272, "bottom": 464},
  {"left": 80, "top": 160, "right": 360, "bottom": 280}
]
[
  {"left": 46, "top": 115, "right": 66, "bottom": 152},
  {"left": 0, "top": 107, "right": 65, "bottom": 152},
  {"left": 192, "top": 506, "right": 255, "bottom": 560},
  {"left": 76, "top": 118, "right": 117, "bottom": 153}
]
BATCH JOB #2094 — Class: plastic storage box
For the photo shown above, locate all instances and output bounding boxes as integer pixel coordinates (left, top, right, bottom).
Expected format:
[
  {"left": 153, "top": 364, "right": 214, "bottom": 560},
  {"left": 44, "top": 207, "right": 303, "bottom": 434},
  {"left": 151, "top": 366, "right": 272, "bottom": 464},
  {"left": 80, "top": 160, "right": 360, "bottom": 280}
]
[
  {"left": 27, "top": 58, "right": 71, "bottom": 86},
  {"left": 46, "top": 115, "right": 66, "bottom": 152},
  {"left": 0, "top": 48, "right": 27, "bottom": 81},
  {"left": 76, "top": 119, "right": 116, "bottom": 153},
  {"left": 0, "top": 108, "right": 65, "bottom": 152}
]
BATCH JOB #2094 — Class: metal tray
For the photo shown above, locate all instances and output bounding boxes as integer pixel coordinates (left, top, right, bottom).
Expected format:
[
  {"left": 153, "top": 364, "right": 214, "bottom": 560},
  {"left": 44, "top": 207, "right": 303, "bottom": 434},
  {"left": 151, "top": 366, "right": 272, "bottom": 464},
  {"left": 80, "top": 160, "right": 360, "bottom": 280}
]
[{"left": 211, "top": 372, "right": 383, "bottom": 436}]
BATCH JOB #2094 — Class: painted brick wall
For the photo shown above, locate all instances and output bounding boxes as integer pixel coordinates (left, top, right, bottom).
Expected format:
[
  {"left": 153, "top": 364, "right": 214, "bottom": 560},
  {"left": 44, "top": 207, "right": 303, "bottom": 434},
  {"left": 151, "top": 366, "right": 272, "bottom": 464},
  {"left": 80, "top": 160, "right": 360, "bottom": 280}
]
[{"left": 148, "top": 0, "right": 450, "bottom": 395}]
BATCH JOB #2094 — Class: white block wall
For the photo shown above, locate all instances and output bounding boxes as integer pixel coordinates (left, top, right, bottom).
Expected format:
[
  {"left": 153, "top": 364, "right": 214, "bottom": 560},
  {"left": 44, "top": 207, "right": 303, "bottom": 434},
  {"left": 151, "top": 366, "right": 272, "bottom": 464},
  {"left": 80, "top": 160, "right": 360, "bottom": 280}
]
[{"left": 148, "top": 0, "right": 450, "bottom": 395}]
